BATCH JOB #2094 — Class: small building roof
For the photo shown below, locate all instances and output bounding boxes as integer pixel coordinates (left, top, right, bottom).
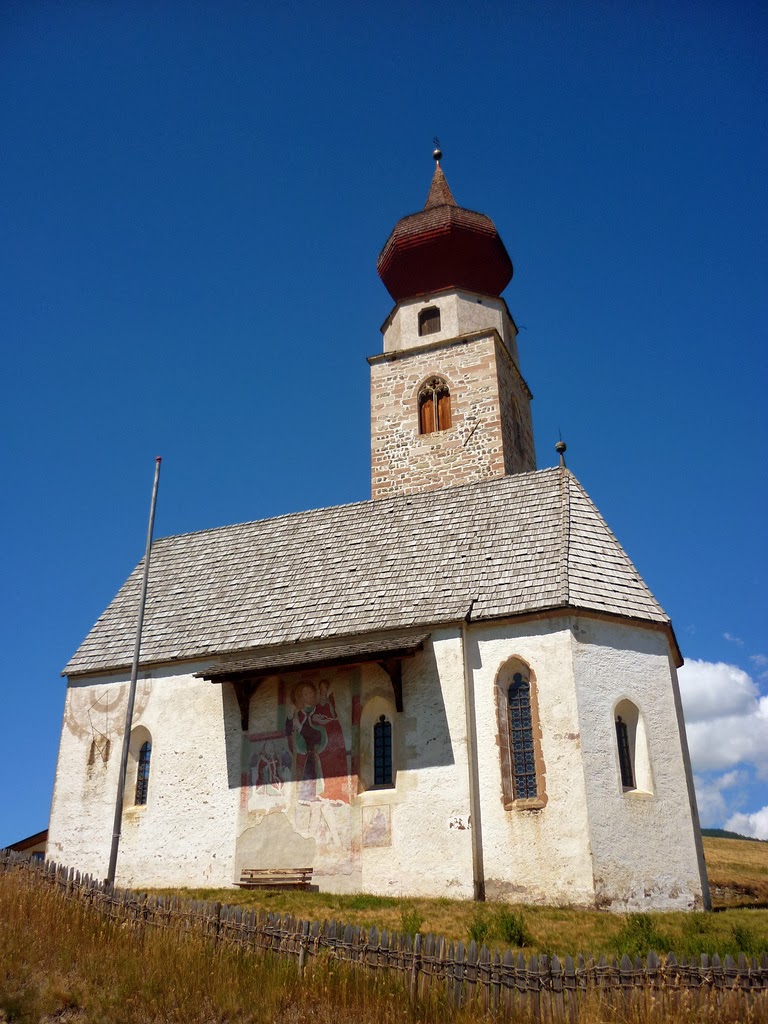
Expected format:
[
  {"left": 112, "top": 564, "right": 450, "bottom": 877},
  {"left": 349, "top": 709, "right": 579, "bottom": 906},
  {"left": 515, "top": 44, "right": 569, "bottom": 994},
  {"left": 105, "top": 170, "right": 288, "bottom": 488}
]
[
  {"left": 8, "top": 829, "right": 48, "bottom": 853},
  {"left": 64, "top": 468, "right": 676, "bottom": 678}
]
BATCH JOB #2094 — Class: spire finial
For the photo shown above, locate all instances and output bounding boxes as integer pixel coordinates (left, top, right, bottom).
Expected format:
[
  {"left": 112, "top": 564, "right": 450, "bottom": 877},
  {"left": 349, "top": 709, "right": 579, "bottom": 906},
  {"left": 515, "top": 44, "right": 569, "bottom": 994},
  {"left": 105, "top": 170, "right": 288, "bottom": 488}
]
[
  {"left": 555, "top": 439, "right": 567, "bottom": 468},
  {"left": 432, "top": 136, "right": 442, "bottom": 165}
]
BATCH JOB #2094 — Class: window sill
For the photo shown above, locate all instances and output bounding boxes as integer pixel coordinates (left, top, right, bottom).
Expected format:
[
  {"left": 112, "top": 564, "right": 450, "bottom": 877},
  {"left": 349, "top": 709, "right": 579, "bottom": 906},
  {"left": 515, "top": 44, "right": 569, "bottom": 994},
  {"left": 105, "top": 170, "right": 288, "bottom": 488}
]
[
  {"left": 123, "top": 804, "right": 148, "bottom": 816},
  {"left": 504, "top": 796, "right": 547, "bottom": 812},
  {"left": 356, "top": 784, "right": 398, "bottom": 804},
  {"left": 622, "top": 788, "right": 654, "bottom": 799}
]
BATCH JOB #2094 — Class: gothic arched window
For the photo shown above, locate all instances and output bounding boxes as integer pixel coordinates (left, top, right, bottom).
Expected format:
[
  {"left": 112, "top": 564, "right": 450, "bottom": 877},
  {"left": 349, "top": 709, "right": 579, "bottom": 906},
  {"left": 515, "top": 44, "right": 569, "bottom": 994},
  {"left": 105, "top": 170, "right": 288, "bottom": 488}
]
[
  {"left": 508, "top": 673, "right": 537, "bottom": 800},
  {"left": 495, "top": 658, "right": 546, "bottom": 809},
  {"left": 374, "top": 715, "right": 393, "bottom": 786},
  {"left": 135, "top": 740, "right": 152, "bottom": 805},
  {"left": 418, "top": 306, "right": 441, "bottom": 336},
  {"left": 418, "top": 377, "right": 452, "bottom": 434}
]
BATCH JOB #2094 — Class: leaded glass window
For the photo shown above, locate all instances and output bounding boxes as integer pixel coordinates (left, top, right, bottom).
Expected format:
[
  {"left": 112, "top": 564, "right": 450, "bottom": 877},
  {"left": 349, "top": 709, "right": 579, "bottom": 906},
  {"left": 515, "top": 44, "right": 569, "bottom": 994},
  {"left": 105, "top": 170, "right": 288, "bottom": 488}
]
[
  {"left": 508, "top": 673, "right": 537, "bottom": 799},
  {"left": 135, "top": 740, "right": 152, "bottom": 805},
  {"left": 374, "top": 715, "right": 393, "bottom": 786}
]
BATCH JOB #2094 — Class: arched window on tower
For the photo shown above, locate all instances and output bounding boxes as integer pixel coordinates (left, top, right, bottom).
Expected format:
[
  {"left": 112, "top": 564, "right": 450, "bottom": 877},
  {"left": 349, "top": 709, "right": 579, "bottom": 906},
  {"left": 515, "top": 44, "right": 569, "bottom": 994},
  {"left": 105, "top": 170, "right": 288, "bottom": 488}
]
[
  {"left": 135, "top": 740, "right": 152, "bottom": 805},
  {"left": 418, "top": 306, "right": 441, "bottom": 336},
  {"left": 418, "top": 377, "right": 452, "bottom": 434}
]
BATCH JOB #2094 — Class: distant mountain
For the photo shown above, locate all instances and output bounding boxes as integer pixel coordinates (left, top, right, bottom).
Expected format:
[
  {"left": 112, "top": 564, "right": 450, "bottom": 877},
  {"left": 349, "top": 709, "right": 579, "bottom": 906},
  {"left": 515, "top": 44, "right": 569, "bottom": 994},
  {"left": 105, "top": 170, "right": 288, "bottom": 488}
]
[{"left": 701, "top": 827, "right": 766, "bottom": 843}]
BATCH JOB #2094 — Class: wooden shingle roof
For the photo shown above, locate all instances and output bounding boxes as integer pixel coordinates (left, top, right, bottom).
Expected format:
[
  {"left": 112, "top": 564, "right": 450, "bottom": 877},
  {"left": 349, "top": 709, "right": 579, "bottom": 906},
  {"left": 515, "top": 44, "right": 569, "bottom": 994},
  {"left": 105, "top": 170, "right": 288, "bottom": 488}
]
[{"left": 64, "top": 468, "right": 674, "bottom": 677}]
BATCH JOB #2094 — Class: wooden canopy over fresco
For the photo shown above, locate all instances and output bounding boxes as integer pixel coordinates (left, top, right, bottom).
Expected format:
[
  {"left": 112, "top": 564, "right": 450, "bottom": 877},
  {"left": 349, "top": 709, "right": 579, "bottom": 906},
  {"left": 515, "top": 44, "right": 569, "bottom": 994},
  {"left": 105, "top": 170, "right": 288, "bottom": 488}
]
[{"left": 198, "top": 629, "right": 430, "bottom": 728}]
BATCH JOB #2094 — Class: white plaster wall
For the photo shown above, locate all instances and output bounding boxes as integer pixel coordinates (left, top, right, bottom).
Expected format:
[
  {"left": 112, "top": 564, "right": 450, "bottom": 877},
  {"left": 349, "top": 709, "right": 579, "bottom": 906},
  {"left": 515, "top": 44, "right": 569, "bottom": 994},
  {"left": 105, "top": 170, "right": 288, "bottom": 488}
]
[
  {"left": 47, "top": 618, "right": 703, "bottom": 909},
  {"left": 382, "top": 291, "right": 518, "bottom": 361},
  {"left": 358, "top": 631, "right": 474, "bottom": 898},
  {"left": 471, "top": 620, "right": 597, "bottom": 906},
  {"left": 233, "top": 634, "right": 474, "bottom": 898},
  {"left": 47, "top": 663, "right": 239, "bottom": 888},
  {"left": 570, "top": 618, "right": 708, "bottom": 910}
]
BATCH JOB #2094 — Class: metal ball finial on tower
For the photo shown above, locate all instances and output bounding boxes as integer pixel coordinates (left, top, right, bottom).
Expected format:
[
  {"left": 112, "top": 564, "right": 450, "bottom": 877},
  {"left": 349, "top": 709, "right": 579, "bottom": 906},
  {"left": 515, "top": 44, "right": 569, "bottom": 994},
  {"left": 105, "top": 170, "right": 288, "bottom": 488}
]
[
  {"left": 432, "top": 136, "right": 442, "bottom": 164},
  {"left": 555, "top": 439, "right": 567, "bottom": 468}
]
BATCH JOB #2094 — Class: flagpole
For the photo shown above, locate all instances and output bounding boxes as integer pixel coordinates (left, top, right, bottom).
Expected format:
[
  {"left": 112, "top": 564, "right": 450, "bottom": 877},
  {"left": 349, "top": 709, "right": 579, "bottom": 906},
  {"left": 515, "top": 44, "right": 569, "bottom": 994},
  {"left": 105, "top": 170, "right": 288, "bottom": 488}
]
[{"left": 107, "top": 456, "right": 162, "bottom": 886}]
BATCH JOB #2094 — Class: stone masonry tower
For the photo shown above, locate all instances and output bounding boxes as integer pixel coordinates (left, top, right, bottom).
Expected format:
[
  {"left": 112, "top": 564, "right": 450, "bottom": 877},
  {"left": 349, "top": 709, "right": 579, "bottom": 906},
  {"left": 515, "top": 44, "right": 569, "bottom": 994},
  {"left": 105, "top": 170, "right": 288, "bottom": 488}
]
[{"left": 369, "top": 150, "right": 535, "bottom": 500}]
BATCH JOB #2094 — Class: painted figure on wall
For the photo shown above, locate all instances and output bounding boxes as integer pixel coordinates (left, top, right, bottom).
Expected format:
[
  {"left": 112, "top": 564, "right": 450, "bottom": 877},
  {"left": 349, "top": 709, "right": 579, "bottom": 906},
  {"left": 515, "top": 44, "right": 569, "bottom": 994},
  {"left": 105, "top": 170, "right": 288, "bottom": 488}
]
[
  {"left": 284, "top": 679, "right": 350, "bottom": 803},
  {"left": 251, "top": 740, "right": 290, "bottom": 796}
]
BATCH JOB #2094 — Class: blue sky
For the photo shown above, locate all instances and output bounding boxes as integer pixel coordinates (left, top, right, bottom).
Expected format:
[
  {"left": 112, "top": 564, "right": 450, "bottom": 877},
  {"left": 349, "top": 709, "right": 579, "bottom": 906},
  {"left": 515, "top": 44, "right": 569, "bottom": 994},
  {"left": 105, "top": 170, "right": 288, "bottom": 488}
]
[{"left": 1, "top": 0, "right": 766, "bottom": 848}]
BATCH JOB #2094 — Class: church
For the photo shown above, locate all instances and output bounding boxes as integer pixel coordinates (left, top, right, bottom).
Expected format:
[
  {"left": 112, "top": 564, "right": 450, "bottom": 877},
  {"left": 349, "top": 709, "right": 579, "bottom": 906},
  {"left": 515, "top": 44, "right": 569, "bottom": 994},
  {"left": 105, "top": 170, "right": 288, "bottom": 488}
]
[{"left": 48, "top": 151, "right": 710, "bottom": 911}]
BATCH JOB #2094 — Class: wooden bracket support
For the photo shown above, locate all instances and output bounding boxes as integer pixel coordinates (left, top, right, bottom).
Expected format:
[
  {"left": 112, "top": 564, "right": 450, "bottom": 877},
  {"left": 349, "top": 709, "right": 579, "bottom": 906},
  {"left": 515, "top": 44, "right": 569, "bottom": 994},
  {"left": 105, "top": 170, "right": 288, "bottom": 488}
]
[
  {"left": 379, "top": 659, "right": 403, "bottom": 713},
  {"left": 231, "top": 679, "right": 259, "bottom": 731}
]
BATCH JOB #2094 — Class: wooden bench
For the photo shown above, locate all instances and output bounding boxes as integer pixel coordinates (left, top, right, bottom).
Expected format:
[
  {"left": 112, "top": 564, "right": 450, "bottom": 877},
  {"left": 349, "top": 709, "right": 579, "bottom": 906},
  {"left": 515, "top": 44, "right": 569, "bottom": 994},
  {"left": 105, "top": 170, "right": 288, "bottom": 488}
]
[{"left": 236, "top": 867, "right": 313, "bottom": 890}]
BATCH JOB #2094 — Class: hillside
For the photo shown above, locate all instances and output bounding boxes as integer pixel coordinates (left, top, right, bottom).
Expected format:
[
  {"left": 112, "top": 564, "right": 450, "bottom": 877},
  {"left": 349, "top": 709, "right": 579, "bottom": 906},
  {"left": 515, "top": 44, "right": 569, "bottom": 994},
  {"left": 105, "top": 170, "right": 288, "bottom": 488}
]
[
  {"left": 702, "top": 827, "right": 766, "bottom": 843},
  {"left": 702, "top": 834, "right": 768, "bottom": 908}
]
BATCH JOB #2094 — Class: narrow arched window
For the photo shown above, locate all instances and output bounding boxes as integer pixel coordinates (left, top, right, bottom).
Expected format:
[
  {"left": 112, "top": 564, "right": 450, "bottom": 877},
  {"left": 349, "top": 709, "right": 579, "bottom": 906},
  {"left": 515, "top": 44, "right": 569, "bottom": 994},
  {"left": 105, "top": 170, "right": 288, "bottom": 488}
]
[
  {"left": 418, "top": 306, "right": 441, "bottom": 336},
  {"left": 613, "top": 699, "right": 653, "bottom": 793},
  {"left": 508, "top": 673, "right": 537, "bottom": 799},
  {"left": 418, "top": 377, "right": 452, "bottom": 434},
  {"left": 135, "top": 740, "right": 152, "bottom": 805},
  {"left": 373, "top": 715, "right": 393, "bottom": 786},
  {"left": 615, "top": 716, "right": 634, "bottom": 789}
]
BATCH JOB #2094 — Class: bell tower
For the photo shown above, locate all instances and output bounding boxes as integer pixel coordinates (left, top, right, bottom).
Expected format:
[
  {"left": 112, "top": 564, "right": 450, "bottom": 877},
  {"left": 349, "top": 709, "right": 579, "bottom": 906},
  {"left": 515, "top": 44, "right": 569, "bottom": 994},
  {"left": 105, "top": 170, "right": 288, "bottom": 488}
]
[{"left": 369, "top": 148, "right": 536, "bottom": 500}]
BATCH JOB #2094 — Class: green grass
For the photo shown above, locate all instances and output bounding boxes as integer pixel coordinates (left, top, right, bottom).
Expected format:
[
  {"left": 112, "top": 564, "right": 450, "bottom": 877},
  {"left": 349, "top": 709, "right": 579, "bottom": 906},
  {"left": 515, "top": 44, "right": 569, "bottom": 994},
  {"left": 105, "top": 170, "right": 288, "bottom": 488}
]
[
  {"left": 141, "top": 836, "right": 768, "bottom": 960},
  {"left": 148, "top": 885, "right": 768, "bottom": 960}
]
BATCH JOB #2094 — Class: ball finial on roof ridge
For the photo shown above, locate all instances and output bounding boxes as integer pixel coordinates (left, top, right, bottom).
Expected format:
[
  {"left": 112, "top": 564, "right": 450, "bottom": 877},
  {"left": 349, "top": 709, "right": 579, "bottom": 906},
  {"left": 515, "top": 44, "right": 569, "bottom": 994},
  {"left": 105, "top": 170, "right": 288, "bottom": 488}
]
[
  {"left": 555, "top": 440, "right": 567, "bottom": 468},
  {"left": 432, "top": 136, "right": 442, "bottom": 164}
]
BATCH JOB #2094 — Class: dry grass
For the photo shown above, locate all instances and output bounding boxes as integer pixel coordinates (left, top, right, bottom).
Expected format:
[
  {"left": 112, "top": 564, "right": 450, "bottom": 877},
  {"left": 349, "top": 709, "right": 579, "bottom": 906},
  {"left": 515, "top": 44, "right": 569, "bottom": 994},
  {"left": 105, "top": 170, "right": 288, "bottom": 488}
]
[
  {"left": 0, "top": 870, "right": 458, "bottom": 1024},
  {"left": 1, "top": 867, "right": 765, "bottom": 1024},
  {"left": 702, "top": 836, "right": 768, "bottom": 908}
]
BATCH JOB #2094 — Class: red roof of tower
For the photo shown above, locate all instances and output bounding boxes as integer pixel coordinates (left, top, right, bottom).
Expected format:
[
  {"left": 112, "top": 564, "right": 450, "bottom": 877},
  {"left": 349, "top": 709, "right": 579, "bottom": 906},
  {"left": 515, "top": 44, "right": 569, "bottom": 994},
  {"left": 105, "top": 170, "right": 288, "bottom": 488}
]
[{"left": 377, "top": 160, "right": 513, "bottom": 302}]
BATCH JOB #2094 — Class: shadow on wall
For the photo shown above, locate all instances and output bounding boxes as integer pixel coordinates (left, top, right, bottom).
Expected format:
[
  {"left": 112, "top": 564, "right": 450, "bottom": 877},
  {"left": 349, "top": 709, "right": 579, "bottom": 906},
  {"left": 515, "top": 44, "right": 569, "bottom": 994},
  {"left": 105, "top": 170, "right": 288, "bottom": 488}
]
[
  {"left": 221, "top": 644, "right": 456, "bottom": 792},
  {"left": 570, "top": 618, "right": 667, "bottom": 657}
]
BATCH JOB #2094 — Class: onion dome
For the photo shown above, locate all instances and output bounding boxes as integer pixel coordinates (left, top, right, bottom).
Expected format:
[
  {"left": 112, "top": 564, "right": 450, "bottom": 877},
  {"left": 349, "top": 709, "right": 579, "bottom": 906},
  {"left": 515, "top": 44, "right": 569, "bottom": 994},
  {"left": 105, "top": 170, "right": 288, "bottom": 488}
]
[{"left": 377, "top": 156, "right": 513, "bottom": 302}]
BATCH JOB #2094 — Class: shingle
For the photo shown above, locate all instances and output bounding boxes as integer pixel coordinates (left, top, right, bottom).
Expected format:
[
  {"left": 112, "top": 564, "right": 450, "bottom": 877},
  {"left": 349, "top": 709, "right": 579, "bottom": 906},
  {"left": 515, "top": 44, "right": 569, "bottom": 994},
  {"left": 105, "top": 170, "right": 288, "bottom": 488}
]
[
  {"left": 199, "top": 629, "right": 431, "bottom": 678},
  {"left": 64, "top": 468, "right": 670, "bottom": 676}
]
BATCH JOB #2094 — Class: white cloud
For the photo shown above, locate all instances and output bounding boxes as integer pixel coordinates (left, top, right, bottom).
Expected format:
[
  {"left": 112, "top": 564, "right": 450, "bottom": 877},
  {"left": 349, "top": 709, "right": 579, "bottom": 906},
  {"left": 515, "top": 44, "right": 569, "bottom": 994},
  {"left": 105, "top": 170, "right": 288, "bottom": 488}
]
[
  {"left": 750, "top": 654, "right": 768, "bottom": 668},
  {"left": 725, "top": 807, "right": 768, "bottom": 841},
  {"left": 678, "top": 659, "right": 759, "bottom": 723},
  {"left": 678, "top": 661, "right": 768, "bottom": 828},
  {"left": 723, "top": 632, "right": 744, "bottom": 646},
  {"left": 693, "top": 771, "right": 746, "bottom": 826}
]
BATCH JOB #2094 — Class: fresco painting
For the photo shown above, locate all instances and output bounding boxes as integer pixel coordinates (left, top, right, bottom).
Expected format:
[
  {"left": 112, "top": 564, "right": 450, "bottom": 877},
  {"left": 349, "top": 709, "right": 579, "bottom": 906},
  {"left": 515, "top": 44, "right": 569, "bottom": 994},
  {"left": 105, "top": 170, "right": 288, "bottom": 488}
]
[
  {"left": 362, "top": 804, "right": 392, "bottom": 848},
  {"left": 240, "top": 671, "right": 363, "bottom": 875},
  {"left": 284, "top": 679, "right": 350, "bottom": 802},
  {"left": 249, "top": 734, "right": 292, "bottom": 806}
]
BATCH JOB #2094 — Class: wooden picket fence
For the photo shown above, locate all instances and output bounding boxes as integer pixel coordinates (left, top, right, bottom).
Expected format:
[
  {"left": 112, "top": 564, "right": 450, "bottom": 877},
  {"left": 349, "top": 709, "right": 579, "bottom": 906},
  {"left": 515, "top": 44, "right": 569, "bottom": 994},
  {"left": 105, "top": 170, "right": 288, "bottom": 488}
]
[{"left": 2, "top": 848, "right": 767, "bottom": 1020}]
